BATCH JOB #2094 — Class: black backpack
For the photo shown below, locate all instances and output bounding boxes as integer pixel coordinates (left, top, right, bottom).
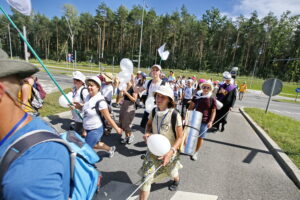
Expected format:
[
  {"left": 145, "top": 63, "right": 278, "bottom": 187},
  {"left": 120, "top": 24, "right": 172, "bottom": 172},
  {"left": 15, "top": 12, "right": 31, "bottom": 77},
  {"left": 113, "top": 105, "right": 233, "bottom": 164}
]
[
  {"left": 94, "top": 99, "right": 107, "bottom": 129},
  {"left": 79, "top": 87, "right": 88, "bottom": 102}
]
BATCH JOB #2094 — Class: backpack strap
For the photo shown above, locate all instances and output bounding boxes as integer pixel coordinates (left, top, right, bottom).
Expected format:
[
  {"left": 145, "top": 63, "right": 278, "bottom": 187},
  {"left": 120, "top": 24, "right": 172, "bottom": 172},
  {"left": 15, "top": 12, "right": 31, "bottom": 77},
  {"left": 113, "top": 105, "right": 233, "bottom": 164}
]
[
  {"left": 95, "top": 99, "right": 107, "bottom": 128},
  {"left": 80, "top": 87, "right": 88, "bottom": 102},
  {"left": 171, "top": 109, "right": 179, "bottom": 138},
  {"left": 0, "top": 130, "right": 75, "bottom": 196},
  {"left": 146, "top": 80, "right": 153, "bottom": 96}
]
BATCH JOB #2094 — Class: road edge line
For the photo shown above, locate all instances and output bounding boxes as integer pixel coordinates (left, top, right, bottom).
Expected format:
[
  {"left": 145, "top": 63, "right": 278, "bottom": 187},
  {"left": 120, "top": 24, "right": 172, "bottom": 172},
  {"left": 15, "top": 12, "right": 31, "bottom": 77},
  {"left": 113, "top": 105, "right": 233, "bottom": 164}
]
[{"left": 239, "top": 107, "right": 300, "bottom": 189}]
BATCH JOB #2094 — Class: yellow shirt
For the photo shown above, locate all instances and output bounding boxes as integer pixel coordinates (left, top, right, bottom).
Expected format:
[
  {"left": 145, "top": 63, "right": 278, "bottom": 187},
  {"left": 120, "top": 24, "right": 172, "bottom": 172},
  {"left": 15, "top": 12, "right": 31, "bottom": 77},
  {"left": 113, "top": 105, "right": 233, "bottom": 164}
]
[
  {"left": 18, "top": 83, "right": 34, "bottom": 113},
  {"left": 239, "top": 84, "right": 247, "bottom": 92}
]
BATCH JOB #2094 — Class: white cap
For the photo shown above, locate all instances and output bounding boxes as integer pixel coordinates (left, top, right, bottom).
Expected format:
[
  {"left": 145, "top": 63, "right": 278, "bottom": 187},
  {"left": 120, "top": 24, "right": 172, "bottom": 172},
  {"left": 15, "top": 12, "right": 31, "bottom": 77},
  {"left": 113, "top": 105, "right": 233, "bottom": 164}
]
[
  {"left": 223, "top": 71, "right": 232, "bottom": 80},
  {"left": 86, "top": 76, "right": 101, "bottom": 87},
  {"left": 151, "top": 64, "right": 162, "bottom": 71},
  {"left": 153, "top": 85, "right": 174, "bottom": 101},
  {"left": 72, "top": 71, "right": 86, "bottom": 83}
]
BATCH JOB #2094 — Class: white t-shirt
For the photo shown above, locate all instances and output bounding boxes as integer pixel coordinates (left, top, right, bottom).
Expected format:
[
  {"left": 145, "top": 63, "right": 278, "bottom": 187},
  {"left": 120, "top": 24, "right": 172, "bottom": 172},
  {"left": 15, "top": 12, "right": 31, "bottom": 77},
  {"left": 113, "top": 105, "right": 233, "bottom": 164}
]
[
  {"left": 72, "top": 86, "right": 89, "bottom": 122},
  {"left": 82, "top": 92, "right": 108, "bottom": 130},
  {"left": 184, "top": 87, "right": 193, "bottom": 99},
  {"left": 101, "top": 84, "right": 114, "bottom": 103},
  {"left": 143, "top": 79, "right": 169, "bottom": 98}
]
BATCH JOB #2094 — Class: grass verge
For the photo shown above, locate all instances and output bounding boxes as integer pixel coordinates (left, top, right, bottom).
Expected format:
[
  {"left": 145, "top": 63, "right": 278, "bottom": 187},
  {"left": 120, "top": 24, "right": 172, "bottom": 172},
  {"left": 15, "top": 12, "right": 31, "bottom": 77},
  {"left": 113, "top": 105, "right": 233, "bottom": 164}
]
[
  {"left": 39, "top": 88, "right": 71, "bottom": 117},
  {"left": 244, "top": 107, "right": 300, "bottom": 168},
  {"left": 273, "top": 99, "right": 300, "bottom": 104}
]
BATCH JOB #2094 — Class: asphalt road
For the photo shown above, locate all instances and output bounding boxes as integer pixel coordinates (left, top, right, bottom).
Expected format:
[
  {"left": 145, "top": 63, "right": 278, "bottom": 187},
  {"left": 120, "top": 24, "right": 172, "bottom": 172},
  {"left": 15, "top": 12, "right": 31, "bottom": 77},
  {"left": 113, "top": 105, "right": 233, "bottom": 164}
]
[
  {"left": 235, "top": 90, "right": 300, "bottom": 121},
  {"left": 46, "top": 107, "right": 300, "bottom": 200}
]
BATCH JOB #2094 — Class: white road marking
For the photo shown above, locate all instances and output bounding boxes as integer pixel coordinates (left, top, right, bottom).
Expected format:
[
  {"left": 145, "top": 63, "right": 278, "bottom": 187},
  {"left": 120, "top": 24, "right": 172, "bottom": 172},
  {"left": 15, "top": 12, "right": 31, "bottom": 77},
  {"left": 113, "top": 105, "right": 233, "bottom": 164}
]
[{"left": 171, "top": 191, "right": 218, "bottom": 200}]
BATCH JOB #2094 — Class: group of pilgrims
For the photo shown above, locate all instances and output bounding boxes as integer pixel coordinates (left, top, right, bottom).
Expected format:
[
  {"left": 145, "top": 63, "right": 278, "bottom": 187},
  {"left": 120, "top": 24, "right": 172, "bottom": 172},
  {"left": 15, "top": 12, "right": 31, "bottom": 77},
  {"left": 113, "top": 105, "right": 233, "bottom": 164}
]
[{"left": 60, "top": 64, "right": 237, "bottom": 199}]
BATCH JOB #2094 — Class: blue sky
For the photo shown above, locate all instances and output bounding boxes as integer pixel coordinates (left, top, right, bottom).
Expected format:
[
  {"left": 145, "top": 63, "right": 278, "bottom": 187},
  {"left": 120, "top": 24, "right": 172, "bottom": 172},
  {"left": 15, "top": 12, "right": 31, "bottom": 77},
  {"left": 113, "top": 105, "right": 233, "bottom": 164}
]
[{"left": 1, "top": 0, "right": 300, "bottom": 19}]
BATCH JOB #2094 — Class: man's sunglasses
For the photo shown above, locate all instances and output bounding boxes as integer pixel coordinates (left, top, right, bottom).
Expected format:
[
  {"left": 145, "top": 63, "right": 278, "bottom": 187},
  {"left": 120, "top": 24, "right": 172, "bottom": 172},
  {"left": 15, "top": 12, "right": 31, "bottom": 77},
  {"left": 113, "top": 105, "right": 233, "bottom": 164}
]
[{"left": 201, "top": 86, "right": 211, "bottom": 90}]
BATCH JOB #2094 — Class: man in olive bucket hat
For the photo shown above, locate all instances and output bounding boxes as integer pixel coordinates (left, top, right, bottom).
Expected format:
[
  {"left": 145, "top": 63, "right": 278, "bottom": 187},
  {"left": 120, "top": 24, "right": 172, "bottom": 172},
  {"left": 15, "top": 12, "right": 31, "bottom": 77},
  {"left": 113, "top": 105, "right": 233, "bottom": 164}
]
[{"left": 0, "top": 49, "right": 71, "bottom": 199}]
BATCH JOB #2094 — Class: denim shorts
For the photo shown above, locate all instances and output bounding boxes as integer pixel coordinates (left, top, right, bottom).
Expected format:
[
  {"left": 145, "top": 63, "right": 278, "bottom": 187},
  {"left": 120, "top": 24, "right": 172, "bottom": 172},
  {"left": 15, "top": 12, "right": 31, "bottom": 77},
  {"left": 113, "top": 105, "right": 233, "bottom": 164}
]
[
  {"left": 198, "top": 123, "right": 208, "bottom": 138},
  {"left": 85, "top": 126, "right": 104, "bottom": 147}
]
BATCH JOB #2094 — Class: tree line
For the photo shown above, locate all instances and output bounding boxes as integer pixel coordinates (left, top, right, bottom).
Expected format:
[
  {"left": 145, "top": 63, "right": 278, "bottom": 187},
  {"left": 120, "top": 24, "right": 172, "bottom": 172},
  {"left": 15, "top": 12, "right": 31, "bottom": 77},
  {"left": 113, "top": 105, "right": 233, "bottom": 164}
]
[{"left": 0, "top": 3, "right": 299, "bottom": 81}]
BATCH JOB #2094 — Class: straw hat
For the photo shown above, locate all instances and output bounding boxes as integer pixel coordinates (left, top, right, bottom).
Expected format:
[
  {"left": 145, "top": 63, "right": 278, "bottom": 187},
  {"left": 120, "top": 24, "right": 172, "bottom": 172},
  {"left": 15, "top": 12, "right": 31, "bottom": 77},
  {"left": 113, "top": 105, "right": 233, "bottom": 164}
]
[{"left": 102, "top": 73, "right": 114, "bottom": 82}]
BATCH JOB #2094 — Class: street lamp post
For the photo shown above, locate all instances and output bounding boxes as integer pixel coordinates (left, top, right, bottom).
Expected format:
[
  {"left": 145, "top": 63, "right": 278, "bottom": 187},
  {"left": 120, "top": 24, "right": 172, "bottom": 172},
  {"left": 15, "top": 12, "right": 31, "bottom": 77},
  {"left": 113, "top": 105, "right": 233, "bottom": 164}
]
[
  {"left": 95, "top": 22, "right": 102, "bottom": 73},
  {"left": 250, "top": 48, "right": 263, "bottom": 89},
  {"left": 137, "top": 0, "right": 146, "bottom": 71}
]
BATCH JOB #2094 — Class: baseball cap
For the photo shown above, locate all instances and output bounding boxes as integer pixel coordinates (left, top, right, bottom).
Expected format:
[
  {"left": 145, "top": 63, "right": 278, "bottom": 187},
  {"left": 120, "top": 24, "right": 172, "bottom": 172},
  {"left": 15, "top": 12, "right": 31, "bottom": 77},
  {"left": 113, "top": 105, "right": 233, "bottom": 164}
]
[{"left": 151, "top": 64, "right": 161, "bottom": 71}]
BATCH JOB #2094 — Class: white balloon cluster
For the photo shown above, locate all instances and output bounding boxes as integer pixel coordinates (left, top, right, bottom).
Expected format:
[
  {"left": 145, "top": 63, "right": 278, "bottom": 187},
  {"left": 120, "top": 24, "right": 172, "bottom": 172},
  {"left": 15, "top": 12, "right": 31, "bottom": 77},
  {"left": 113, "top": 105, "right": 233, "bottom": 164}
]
[{"left": 118, "top": 58, "right": 133, "bottom": 91}]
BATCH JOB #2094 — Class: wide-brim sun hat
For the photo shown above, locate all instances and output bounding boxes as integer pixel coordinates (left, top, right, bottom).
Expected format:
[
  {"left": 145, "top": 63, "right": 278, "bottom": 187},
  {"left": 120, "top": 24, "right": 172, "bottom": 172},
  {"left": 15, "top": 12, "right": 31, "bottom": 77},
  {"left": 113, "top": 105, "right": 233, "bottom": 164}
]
[
  {"left": 72, "top": 71, "right": 86, "bottom": 83},
  {"left": 200, "top": 81, "right": 213, "bottom": 91},
  {"left": 86, "top": 76, "right": 101, "bottom": 87},
  {"left": 153, "top": 85, "right": 174, "bottom": 101},
  {"left": 102, "top": 72, "right": 113, "bottom": 82},
  {"left": 151, "top": 64, "right": 161, "bottom": 71},
  {"left": 0, "top": 48, "right": 39, "bottom": 79}
]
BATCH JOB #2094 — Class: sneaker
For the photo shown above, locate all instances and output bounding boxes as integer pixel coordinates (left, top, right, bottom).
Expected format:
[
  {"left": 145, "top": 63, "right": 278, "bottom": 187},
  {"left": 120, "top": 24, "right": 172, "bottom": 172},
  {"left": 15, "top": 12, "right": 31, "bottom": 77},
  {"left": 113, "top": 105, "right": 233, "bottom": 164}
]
[
  {"left": 127, "top": 135, "right": 135, "bottom": 144},
  {"left": 191, "top": 152, "right": 198, "bottom": 161},
  {"left": 109, "top": 146, "right": 116, "bottom": 158},
  {"left": 168, "top": 181, "right": 179, "bottom": 191},
  {"left": 120, "top": 137, "right": 128, "bottom": 144}
]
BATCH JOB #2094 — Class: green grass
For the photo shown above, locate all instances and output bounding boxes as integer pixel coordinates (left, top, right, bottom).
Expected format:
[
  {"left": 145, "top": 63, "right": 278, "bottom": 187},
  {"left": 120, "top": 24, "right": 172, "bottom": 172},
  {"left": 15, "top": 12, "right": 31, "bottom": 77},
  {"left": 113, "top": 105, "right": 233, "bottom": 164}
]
[
  {"left": 39, "top": 88, "right": 71, "bottom": 117},
  {"left": 273, "top": 99, "right": 300, "bottom": 104},
  {"left": 244, "top": 107, "right": 300, "bottom": 168},
  {"left": 31, "top": 59, "right": 299, "bottom": 97}
]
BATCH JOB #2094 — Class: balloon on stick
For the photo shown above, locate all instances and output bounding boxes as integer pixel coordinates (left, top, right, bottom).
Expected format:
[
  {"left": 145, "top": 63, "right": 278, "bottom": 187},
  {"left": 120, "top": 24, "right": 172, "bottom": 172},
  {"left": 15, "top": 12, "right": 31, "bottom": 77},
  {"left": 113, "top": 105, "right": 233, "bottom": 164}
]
[
  {"left": 119, "top": 82, "right": 127, "bottom": 91},
  {"left": 120, "top": 58, "right": 133, "bottom": 73},
  {"left": 118, "top": 71, "right": 131, "bottom": 83},
  {"left": 147, "top": 134, "right": 171, "bottom": 156},
  {"left": 145, "top": 96, "right": 156, "bottom": 113},
  {"left": 58, "top": 92, "right": 73, "bottom": 108}
]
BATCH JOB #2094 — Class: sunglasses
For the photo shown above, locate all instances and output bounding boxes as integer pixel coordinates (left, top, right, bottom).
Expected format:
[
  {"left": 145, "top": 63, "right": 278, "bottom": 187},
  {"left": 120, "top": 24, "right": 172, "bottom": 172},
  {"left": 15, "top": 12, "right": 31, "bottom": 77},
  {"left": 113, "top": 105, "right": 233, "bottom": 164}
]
[{"left": 201, "top": 86, "right": 211, "bottom": 90}]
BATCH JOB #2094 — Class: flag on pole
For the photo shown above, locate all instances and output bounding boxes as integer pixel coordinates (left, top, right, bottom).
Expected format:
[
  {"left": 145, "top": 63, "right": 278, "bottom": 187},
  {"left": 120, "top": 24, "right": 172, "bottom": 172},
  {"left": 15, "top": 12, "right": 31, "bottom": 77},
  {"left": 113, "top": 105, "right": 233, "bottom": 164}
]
[
  {"left": 157, "top": 43, "right": 170, "bottom": 61},
  {"left": 6, "top": 0, "right": 32, "bottom": 16}
]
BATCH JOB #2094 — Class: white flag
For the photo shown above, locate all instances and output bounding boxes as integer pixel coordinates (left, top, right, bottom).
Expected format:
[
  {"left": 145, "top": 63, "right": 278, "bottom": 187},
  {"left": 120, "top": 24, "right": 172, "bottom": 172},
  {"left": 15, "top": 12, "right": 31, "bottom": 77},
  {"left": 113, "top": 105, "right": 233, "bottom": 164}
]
[
  {"left": 6, "top": 0, "right": 32, "bottom": 16},
  {"left": 157, "top": 43, "right": 170, "bottom": 61}
]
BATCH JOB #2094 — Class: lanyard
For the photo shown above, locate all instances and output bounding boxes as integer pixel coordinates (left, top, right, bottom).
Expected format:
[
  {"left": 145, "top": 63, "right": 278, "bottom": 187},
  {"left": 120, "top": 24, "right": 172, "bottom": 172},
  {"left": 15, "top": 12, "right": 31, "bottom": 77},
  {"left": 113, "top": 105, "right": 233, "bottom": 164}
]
[
  {"left": 156, "top": 110, "right": 169, "bottom": 135},
  {"left": 0, "top": 112, "right": 28, "bottom": 146}
]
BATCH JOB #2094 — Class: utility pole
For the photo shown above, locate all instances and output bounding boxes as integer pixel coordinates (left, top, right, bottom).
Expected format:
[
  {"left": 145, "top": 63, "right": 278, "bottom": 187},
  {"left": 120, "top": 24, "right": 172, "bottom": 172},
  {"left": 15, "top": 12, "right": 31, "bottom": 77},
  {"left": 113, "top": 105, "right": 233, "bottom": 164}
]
[
  {"left": 96, "top": 22, "right": 102, "bottom": 74},
  {"left": 8, "top": 24, "right": 12, "bottom": 58},
  {"left": 23, "top": 26, "right": 28, "bottom": 62},
  {"left": 137, "top": 0, "right": 146, "bottom": 71}
]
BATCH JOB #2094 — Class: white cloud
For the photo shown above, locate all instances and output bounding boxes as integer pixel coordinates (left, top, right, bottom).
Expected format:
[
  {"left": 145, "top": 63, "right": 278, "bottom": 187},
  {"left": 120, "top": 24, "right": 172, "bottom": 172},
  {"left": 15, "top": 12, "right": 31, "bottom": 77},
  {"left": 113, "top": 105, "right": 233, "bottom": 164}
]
[{"left": 233, "top": 0, "right": 300, "bottom": 18}]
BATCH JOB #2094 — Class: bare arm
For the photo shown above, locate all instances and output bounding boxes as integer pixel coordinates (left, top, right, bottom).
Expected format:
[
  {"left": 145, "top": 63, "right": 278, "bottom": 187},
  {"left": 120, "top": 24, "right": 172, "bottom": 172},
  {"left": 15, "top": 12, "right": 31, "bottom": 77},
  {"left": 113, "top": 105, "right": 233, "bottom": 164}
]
[
  {"left": 207, "top": 108, "right": 216, "bottom": 128},
  {"left": 21, "top": 84, "right": 31, "bottom": 105},
  {"left": 100, "top": 108, "right": 122, "bottom": 134}
]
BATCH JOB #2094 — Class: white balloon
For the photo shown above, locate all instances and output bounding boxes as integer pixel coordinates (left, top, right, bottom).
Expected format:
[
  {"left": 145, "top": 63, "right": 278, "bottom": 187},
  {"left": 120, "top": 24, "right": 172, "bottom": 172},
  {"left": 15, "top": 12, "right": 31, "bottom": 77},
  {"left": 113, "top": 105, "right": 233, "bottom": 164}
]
[
  {"left": 216, "top": 100, "right": 223, "bottom": 110},
  {"left": 120, "top": 58, "right": 133, "bottom": 73},
  {"left": 58, "top": 92, "right": 73, "bottom": 108},
  {"left": 147, "top": 134, "right": 171, "bottom": 156},
  {"left": 145, "top": 96, "right": 156, "bottom": 113},
  {"left": 119, "top": 82, "right": 127, "bottom": 91},
  {"left": 118, "top": 71, "right": 131, "bottom": 83}
]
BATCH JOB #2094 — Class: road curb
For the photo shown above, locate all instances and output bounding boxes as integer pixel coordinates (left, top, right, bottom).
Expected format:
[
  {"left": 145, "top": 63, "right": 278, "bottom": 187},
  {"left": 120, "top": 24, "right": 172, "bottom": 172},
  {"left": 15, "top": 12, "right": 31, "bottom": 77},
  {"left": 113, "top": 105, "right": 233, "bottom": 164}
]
[{"left": 239, "top": 107, "right": 300, "bottom": 189}]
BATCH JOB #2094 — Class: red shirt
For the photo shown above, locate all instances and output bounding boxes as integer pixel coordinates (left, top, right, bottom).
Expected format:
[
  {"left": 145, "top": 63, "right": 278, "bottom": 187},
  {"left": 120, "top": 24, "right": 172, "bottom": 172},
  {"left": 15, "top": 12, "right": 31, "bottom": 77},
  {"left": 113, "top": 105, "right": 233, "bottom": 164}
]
[{"left": 192, "top": 97, "right": 217, "bottom": 123}]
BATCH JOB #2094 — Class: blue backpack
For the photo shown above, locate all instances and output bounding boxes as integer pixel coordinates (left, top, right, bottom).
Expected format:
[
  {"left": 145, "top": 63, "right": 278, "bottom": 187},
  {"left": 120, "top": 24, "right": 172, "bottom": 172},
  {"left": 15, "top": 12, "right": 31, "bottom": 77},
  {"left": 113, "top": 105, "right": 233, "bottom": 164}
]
[{"left": 0, "top": 130, "right": 101, "bottom": 200}]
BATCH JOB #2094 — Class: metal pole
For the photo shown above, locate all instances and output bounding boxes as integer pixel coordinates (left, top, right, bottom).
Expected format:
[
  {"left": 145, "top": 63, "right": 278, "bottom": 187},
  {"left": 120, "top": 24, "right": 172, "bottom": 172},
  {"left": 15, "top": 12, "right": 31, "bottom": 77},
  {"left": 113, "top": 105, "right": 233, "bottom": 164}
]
[
  {"left": 137, "top": 0, "right": 145, "bottom": 71},
  {"left": 8, "top": 24, "right": 12, "bottom": 58},
  {"left": 74, "top": 50, "right": 77, "bottom": 71},
  {"left": 265, "top": 78, "right": 277, "bottom": 114},
  {"left": 23, "top": 26, "right": 28, "bottom": 62},
  {"left": 250, "top": 59, "right": 258, "bottom": 89},
  {"left": 112, "top": 56, "right": 115, "bottom": 73},
  {"left": 96, "top": 22, "right": 101, "bottom": 74}
]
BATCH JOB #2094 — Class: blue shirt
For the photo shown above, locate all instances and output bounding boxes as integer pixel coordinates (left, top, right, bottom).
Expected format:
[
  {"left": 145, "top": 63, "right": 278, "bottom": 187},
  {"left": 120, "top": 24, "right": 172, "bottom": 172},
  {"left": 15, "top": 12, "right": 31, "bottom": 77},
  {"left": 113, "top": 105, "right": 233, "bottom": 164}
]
[{"left": 0, "top": 117, "right": 70, "bottom": 200}]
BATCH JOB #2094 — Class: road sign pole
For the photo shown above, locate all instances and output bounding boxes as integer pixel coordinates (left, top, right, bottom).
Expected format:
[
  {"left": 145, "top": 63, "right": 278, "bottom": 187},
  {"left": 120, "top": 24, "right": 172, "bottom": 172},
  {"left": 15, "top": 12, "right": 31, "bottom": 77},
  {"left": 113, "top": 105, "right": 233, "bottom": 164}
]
[
  {"left": 265, "top": 78, "right": 277, "bottom": 113},
  {"left": 296, "top": 93, "right": 299, "bottom": 102}
]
